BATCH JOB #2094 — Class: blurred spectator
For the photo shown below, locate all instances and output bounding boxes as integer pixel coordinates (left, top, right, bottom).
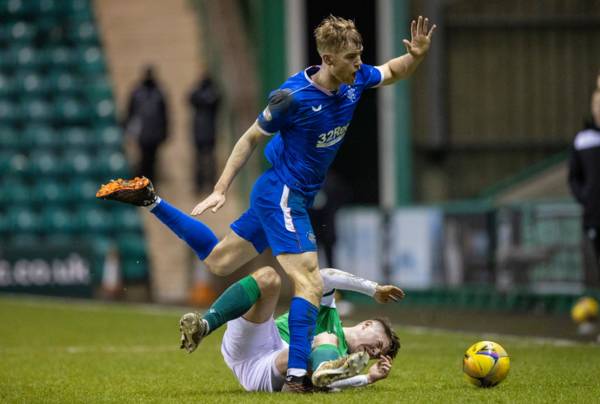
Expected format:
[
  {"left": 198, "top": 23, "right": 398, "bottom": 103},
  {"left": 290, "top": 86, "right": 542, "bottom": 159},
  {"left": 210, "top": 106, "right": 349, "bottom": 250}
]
[
  {"left": 568, "top": 86, "right": 600, "bottom": 289},
  {"left": 124, "top": 65, "right": 169, "bottom": 181},
  {"left": 309, "top": 171, "right": 350, "bottom": 268},
  {"left": 189, "top": 74, "right": 221, "bottom": 193}
]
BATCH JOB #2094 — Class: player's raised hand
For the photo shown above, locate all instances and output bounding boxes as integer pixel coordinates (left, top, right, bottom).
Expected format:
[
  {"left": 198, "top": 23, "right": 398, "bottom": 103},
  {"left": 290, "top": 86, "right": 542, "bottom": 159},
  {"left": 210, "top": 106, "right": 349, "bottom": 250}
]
[
  {"left": 367, "top": 355, "right": 393, "bottom": 383},
  {"left": 191, "top": 191, "right": 226, "bottom": 216},
  {"left": 403, "top": 15, "right": 436, "bottom": 58},
  {"left": 374, "top": 284, "right": 405, "bottom": 304}
]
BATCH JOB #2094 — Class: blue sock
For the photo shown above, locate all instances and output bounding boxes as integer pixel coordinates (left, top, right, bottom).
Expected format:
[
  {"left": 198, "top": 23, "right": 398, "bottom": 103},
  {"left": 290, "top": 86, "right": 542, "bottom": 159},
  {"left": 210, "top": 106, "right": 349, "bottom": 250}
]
[
  {"left": 287, "top": 297, "right": 319, "bottom": 376},
  {"left": 150, "top": 199, "right": 218, "bottom": 260}
]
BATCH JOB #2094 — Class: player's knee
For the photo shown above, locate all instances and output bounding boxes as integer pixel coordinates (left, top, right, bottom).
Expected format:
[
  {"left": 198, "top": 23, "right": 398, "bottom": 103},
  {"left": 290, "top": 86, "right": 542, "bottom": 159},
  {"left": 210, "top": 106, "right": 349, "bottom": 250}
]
[
  {"left": 253, "top": 266, "right": 281, "bottom": 296},
  {"left": 204, "top": 254, "right": 232, "bottom": 277},
  {"left": 313, "top": 332, "right": 338, "bottom": 347}
]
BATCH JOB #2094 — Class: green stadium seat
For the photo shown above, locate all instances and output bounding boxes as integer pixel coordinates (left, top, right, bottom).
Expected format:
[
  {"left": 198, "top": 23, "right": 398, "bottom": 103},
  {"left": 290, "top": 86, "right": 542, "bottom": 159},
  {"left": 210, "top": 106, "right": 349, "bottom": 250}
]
[
  {"left": 40, "top": 206, "right": 76, "bottom": 234},
  {"left": 95, "top": 125, "right": 122, "bottom": 149},
  {"left": 85, "top": 77, "right": 113, "bottom": 101},
  {"left": 0, "top": 126, "right": 18, "bottom": 149},
  {"left": 77, "top": 46, "right": 106, "bottom": 75},
  {"left": 0, "top": 73, "right": 16, "bottom": 98},
  {"left": 68, "top": 178, "right": 98, "bottom": 204},
  {"left": 94, "top": 150, "right": 128, "bottom": 178},
  {"left": 13, "top": 46, "right": 42, "bottom": 70},
  {"left": 68, "top": 21, "right": 98, "bottom": 44},
  {"left": 112, "top": 207, "right": 143, "bottom": 233},
  {"left": 0, "top": 210, "right": 7, "bottom": 235},
  {"left": 64, "top": 126, "right": 93, "bottom": 148},
  {"left": 0, "top": 178, "right": 29, "bottom": 204},
  {"left": 15, "top": 71, "right": 48, "bottom": 96},
  {"left": 28, "top": 150, "right": 61, "bottom": 176},
  {"left": 7, "top": 206, "right": 40, "bottom": 233},
  {"left": 46, "top": 47, "right": 75, "bottom": 69},
  {"left": 47, "top": 71, "right": 80, "bottom": 95},
  {"left": 32, "top": 179, "right": 68, "bottom": 205},
  {"left": 64, "top": 149, "right": 94, "bottom": 176},
  {"left": 54, "top": 97, "right": 90, "bottom": 124},
  {"left": 92, "top": 98, "right": 116, "bottom": 122},
  {"left": 7, "top": 153, "right": 28, "bottom": 176},
  {"left": 77, "top": 206, "right": 112, "bottom": 233},
  {"left": 21, "top": 98, "right": 52, "bottom": 122},
  {"left": 25, "top": 124, "right": 59, "bottom": 150},
  {"left": 7, "top": 21, "right": 36, "bottom": 43},
  {"left": 0, "top": 100, "right": 21, "bottom": 124}
]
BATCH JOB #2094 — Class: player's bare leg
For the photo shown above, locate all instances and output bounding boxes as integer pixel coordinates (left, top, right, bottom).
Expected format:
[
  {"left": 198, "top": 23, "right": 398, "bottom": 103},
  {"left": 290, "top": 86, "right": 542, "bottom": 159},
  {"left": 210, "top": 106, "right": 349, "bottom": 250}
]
[{"left": 180, "top": 266, "right": 280, "bottom": 353}]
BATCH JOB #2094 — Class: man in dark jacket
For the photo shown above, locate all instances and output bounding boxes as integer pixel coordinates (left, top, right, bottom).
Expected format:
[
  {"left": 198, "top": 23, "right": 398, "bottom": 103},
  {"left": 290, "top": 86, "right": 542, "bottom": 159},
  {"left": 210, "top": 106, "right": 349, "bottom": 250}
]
[
  {"left": 189, "top": 75, "right": 221, "bottom": 192},
  {"left": 568, "top": 88, "right": 600, "bottom": 288},
  {"left": 125, "top": 65, "right": 169, "bottom": 181}
]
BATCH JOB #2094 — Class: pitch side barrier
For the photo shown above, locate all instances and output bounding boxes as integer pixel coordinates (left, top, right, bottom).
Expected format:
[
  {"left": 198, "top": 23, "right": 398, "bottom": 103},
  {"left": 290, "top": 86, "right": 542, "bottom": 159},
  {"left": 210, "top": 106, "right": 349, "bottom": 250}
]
[{"left": 334, "top": 199, "right": 591, "bottom": 314}]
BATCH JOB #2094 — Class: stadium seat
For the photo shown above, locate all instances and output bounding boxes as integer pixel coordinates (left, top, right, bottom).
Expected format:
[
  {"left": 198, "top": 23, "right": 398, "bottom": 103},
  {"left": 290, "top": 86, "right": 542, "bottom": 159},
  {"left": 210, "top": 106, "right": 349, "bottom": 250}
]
[
  {"left": 67, "top": 21, "right": 98, "bottom": 45},
  {"left": 21, "top": 98, "right": 52, "bottom": 122},
  {"left": 0, "top": 178, "right": 29, "bottom": 205},
  {"left": 27, "top": 150, "right": 61, "bottom": 177},
  {"left": 15, "top": 71, "right": 48, "bottom": 96},
  {"left": 6, "top": 21, "right": 36, "bottom": 43},
  {"left": 0, "top": 126, "right": 18, "bottom": 150},
  {"left": 0, "top": 100, "right": 21, "bottom": 124},
  {"left": 64, "top": 149, "right": 94, "bottom": 176},
  {"left": 95, "top": 125, "right": 122, "bottom": 149},
  {"left": 92, "top": 98, "right": 116, "bottom": 122},
  {"left": 77, "top": 46, "right": 106, "bottom": 75},
  {"left": 94, "top": 151, "right": 128, "bottom": 178},
  {"left": 31, "top": 179, "right": 68, "bottom": 205},
  {"left": 54, "top": 97, "right": 90, "bottom": 124},
  {"left": 0, "top": 73, "right": 16, "bottom": 98},
  {"left": 45, "top": 47, "right": 75, "bottom": 69},
  {"left": 77, "top": 206, "right": 113, "bottom": 233},
  {"left": 112, "top": 207, "right": 143, "bottom": 233},
  {"left": 25, "top": 124, "right": 59, "bottom": 150},
  {"left": 64, "top": 126, "right": 93, "bottom": 148},
  {"left": 68, "top": 178, "right": 99, "bottom": 204},
  {"left": 7, "top": 153, "right": 29, "bottom": 177},
  {"left": 7, "top": 206, "right": 40, "bottom": 233},
  {"left": 40, "top": 206, "right": 76, "bottom": 234},
  {"left": 47, "top": 71, "right": 80, "bottom": 96}
]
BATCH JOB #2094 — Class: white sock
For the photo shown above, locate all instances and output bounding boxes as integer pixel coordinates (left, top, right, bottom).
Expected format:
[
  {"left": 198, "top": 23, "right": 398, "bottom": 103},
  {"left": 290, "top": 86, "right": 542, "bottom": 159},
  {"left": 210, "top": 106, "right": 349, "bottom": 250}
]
[
  {"left": 287, "top": 368, "right": 307, "bottom": 378},
  {"left": 146, "top": 196, "right": 162, "bottom": 211}
]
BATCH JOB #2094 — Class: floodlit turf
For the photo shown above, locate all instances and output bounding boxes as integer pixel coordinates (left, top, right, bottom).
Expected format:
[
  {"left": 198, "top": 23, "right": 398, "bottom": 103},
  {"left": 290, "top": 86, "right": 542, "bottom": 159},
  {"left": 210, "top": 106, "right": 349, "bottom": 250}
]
[{"left": 1, "top": 296, "right": 600, "bottom": 403}]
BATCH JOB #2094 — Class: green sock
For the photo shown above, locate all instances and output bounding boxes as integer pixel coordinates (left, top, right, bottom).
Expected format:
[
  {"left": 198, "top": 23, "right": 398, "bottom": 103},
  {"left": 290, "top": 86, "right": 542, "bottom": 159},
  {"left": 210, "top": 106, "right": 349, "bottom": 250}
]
[
  {"left": 202, "top": 276, "right": 261, "bottom": 335},
  {"left": 310, "top": 344, "right": 340, "bottom": 371}
]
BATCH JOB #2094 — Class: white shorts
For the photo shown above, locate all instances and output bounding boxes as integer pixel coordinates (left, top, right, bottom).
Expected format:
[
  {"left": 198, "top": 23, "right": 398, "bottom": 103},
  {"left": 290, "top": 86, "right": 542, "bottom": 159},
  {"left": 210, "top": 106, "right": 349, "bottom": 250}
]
[{"left": 221, "top": 316, "right": 287, "bottom": 392}]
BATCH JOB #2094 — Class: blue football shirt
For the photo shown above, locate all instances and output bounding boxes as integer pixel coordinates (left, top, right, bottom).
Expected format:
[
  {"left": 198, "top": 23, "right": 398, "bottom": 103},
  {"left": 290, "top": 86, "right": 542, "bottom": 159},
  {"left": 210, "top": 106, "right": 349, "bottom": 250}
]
[{"left": 257, "top": 64, "right": 383, "bottom": 196}]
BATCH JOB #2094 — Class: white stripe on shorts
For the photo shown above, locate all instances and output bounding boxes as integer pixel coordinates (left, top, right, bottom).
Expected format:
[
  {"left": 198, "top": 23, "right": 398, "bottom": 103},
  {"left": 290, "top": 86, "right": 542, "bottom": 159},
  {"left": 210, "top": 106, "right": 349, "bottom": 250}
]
[{"left": 279, "top": 185, "right": 296, "bottom": 232}]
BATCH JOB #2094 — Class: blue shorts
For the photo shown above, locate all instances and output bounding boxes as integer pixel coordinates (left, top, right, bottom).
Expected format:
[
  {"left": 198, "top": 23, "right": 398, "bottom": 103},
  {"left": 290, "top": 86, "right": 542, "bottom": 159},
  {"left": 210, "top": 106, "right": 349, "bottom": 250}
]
[{"left": 230, "top": 169, "right": 317, "bottom": 256}]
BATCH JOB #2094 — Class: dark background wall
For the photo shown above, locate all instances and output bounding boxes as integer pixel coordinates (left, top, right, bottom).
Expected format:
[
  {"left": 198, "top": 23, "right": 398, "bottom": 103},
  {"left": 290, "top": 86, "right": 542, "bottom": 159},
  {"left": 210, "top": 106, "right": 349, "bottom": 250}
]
[{"left": 306, "top": 0, "right": 379, "bottom": 205}]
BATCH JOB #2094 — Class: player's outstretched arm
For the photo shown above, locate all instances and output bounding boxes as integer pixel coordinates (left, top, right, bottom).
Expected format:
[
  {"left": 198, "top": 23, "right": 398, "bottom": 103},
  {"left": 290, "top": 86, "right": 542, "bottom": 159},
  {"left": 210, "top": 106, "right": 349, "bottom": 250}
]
[
  {"left": 191, "top": 121, "right": 265, "bottom": 216},
  {"left": 377, "top": 15, "right": 436, "bottom": 86},
  {"left": 320, "top": 268, "right": 405, "bottom": 303}
]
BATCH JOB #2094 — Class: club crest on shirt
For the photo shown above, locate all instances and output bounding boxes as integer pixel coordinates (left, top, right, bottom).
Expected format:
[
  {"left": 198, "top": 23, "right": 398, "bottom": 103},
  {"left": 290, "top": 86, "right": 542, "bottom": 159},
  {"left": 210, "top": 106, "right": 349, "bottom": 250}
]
[{"left": 345, "top": 87, "right": 357, "bottom": 102}]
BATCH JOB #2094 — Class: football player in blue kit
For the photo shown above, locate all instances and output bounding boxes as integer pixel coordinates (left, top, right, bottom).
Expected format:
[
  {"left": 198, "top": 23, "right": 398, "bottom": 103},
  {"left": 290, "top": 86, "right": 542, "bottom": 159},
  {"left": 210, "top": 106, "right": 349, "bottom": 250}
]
[{"left": 97, "top": 15, "right": 435, "bottom": 392}]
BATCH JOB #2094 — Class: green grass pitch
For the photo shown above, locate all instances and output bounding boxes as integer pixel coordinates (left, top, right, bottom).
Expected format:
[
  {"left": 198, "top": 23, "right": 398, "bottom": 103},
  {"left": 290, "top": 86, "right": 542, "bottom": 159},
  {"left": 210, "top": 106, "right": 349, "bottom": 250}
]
[{"left": 1, "top": 295, "right": 600, "bottom": 403}]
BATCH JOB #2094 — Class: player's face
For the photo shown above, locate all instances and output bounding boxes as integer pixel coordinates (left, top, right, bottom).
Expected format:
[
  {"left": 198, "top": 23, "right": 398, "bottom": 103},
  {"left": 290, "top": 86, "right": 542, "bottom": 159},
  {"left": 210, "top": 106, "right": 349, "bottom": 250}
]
[
  {"left": 328, "top": 46, "right": 363, "bottom": 85},
  {"left": 355, "top": 320, "right": 391, "bottom": 358}
]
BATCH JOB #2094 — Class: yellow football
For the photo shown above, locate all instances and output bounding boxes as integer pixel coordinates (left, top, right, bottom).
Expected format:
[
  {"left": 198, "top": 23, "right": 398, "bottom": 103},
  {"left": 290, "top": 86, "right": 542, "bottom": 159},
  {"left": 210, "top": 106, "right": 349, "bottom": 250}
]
[
  {"left": 571, "top": 296, "right": 599, "bottom": 324},
  {"left": 463, "top": 341, "right": 510, "bottom": 387}
]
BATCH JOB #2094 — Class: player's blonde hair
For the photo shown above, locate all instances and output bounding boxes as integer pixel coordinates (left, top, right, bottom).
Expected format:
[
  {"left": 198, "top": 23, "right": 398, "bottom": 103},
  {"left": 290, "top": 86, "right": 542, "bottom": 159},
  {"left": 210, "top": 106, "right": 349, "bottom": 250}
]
[{"left": 314, "top": 15, "right": 363, "bottom": 55}]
